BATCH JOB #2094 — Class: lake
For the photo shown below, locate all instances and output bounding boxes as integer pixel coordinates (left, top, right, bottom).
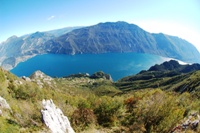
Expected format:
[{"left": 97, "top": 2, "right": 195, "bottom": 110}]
[{"left": 10, "top": 53, "right": 171, "bottom": 81}]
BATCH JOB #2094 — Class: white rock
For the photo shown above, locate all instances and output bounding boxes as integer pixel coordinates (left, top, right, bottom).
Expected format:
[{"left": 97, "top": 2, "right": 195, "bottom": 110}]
[
  {"left": 41, "top": 99, "right": 75, "bottom": 133},
  {"left": 0, "top": 109, "right": 2, "bottom": 116},
  {"left": 0, "top": 96, "right": 11, "bottom": 110},
  {"left": 22, "top": 76, "right": 31, "bottom": 82}
]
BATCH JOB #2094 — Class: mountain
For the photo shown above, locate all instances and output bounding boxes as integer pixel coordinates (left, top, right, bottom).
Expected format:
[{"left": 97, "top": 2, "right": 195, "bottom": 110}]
[
  {"left": 45, "top": 26, "right": 83, "bottom": 37},
  {"left": 116, "top": 60, "right": 200, "bottom": 93},
  {"left": 148, "top": 60, "right": 200, "bottom": 72},
  {"left": 0, "top": 32, "right": 55, "bottom": 70},
  {"left": 42, "top": 21, "right": 200, "bottom": 62},
  {"left": 0, "top": 27, "right": 81, "bottom": 70},
  {"left": 1, "top": 21, "right": 200, "bottom": 70}
]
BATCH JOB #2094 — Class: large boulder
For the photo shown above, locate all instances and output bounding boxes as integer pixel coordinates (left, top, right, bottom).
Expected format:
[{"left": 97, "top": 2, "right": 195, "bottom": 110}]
[
  {"left": 0, "top": 96, "right": 11, "bottom": 110},
  {"left": 41, "top": 99, "right": 75, "bottom": 133},
  {"left": 0, "top": 96, "right": 11, "bottom": 116}
]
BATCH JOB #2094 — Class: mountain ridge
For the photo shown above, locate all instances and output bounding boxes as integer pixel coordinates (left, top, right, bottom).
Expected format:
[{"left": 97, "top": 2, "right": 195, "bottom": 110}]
[
  {"left": 0, "top": 27, "right": 81, "bottom": 70},
  {"left": 0, "top": 21, "right": 200, "bottom": 70},
  {"left": 43, "top": 21, "right": 200, "bottom": 62}
]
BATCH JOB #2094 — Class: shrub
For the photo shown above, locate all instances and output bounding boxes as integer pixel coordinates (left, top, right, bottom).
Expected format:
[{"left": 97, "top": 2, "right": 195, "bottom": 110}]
[
  {"left": 0, "top": 70, "right": 5, "bottom": 82},
  {"left": 0, "top": 117, "right": 19, "bottom": 132},
  {"left": 94, "top": 96, "right": 123, "bottom": 127},
  {"left": 124, "top": 97, "right": 140, "bottom": 113},
  {"left": 71, "top": 100, "right": 96, "bottom": 131},
  {"left": 133, "top": 90, "right": 185, "bottom": 133}
]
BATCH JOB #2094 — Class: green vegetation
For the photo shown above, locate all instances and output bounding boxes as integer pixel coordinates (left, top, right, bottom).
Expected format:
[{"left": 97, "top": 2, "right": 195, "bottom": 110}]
[
  {"left": 116, "top": 60, "right": 200, "bottom": 93},
  {"left": 0, "top": 68, "right": 199, "bottom": 132}
]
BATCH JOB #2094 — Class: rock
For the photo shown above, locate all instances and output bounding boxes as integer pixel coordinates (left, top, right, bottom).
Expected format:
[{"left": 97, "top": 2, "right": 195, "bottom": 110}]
[
  {"left": 171, "top": 112, "right": 200, "bottom": 132},
  {"left": 90, "top": 71, "right": 113, "bottom": 81},
  {"left": 0, "top": 110, "right": 2, "bottom": 116},
  {"left": 0, "top": 96, "right": 11, "bottom": 110},
  {"left": 22, "top": 76, "right": 31, "bottom": 82},
  {"left": 30, "top": 70, "right": 49, "bottom": 79},
  {"left": 30, "top": 71, "right": 54, "bottom": 88},
  {"left": 41, "top": 99, "right": 75, "bottom": 133},
  {"left": 0, "top": 96, "right": 12, "bottom": 116},
  {"left": 64, "top": 73, "right": 90, "bottom": 78}
]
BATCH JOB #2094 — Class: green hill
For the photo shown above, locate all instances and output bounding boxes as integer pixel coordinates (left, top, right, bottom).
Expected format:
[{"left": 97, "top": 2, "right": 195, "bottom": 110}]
[
  {"left": 116, "top": 60, "right": 200, "bottom": 93},
  {"left": 0, "top": 65, "right": 199, "bottom": 132}
]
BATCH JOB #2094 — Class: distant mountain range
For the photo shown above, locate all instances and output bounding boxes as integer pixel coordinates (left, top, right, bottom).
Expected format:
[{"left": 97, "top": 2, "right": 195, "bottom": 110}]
[
  {"left": 0, "top": 27, "right": 80, "bottom": 70},
  {"left": 0, "top": 21, "right": 200, "bottom": 70}
]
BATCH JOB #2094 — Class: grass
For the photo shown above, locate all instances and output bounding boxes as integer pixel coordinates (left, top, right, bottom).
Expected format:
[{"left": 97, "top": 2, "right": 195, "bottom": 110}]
[{"left": 0, "top": 68, "right": 199, "bottom": 132}]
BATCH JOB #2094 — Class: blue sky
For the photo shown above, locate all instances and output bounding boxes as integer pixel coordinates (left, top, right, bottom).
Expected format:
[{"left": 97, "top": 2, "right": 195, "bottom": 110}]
[{"left": 0, "top": 0, "right": 200, "bottom": 51}]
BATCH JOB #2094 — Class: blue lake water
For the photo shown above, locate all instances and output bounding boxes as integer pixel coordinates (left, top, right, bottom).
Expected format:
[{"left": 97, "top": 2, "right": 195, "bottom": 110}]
[{"left": 10, "top": 53, "right": 170, "bottom": 81}]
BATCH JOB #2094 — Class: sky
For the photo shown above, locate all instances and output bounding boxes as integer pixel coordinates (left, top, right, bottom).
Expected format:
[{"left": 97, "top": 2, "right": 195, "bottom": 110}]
[{"left": 0, "top": 0, "right": 200, "bottom": 51}]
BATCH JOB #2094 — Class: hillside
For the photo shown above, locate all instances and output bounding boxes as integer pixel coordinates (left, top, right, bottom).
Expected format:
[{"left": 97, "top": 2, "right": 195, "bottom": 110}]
[
  {"left": 116, "top": 60, "right": 200, "bottom": 93},
  {"left": 0, "top": 27, "right": 80, "bottom": 70},
  {"left": 0, "top": 62, "right": 200, "bottom": 132},
  {"left": 43, "top": 21, "right": 200, "bottom": 63},
  {"left": 1, "top": 21, "right": 200, "bottom": 70}
]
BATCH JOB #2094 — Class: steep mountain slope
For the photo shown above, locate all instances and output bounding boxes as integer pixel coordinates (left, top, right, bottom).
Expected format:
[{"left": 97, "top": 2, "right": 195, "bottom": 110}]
[
  {"left": 0, "top": 32, "right": 55, "bottom": 70},
  {"left": 152, "top": 33, "right": 200, "bottom": 62},
  {"left": 46, "top": 26, "right": 83, "bottom": 37},
  {"left": 43, "top": 21, "right": 200, "bottom": 63},
  {"left": 42, "top": 21, "right": 158, "bottom": 54},
  {"left": 0, "top": 27, "right": 81, "bottom": 70},
  {"left": 116, "top": 60, "right": 200, "bottom": 92}
]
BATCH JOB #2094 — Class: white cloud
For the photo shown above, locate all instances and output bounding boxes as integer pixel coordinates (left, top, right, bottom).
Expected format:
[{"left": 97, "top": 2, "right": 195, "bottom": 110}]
[{"left": 47, "top": 15, "right": 55, "bottom": 21}]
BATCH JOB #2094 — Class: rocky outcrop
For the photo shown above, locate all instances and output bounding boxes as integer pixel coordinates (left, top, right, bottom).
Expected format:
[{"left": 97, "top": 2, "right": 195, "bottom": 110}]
[
  {"left": 90, "top": 71, "right": 113, "bottom": 81},
  {"left": 0, "top": 96, "right": 11, "bottom": 116},
  {"left": 29, "top": 70, "right": 54, "bottom": 88},
  {"left": 64, "top": 71, "right": 113, "bottom": 81},
  {"left": 21, "top": 76, "right": 31, "bottom": 82},
  {"left": 41, "top": 99, "right": 75, "bottom": 133},
  {"left": 171, "top": 112, "right": 200, "bottom": 133},
  {"left": 0, "top": 96, "right": 11, "bottom": 110},
  {"left": 64, "top": 73, "right": 90, "bottom": 78}
]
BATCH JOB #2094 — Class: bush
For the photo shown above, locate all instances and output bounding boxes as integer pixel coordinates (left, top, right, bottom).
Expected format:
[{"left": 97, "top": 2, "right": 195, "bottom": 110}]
[
  {"left": 130, "top": 90, "right": 185, "bottom": 133},
  {"left": 0, "top": 70, "right": 5, "bottom": 82},
  {"left": 71, "top": 100, "right": 96, "bottom": 131},
  {"left": 0, "top": 117, "right": 19, "bottom": 132},
  {"left": 94, "top": 97, "right": 123, "bottom": 127},
  {"left": 124, "top": 97, "right": 139, "bottom": 113}
]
